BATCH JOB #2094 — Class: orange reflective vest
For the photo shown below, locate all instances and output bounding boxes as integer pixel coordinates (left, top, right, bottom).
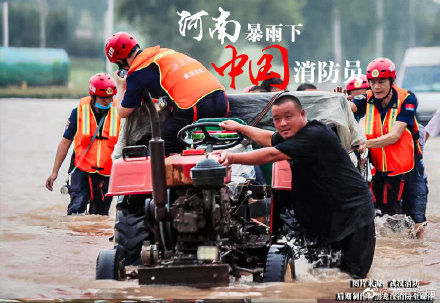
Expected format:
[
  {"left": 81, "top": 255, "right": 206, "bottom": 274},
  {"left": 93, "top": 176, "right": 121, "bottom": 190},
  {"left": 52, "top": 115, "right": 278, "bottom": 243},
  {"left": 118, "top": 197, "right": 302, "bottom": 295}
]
[
  {"left": 128, "top": 46, "right": 225, "bottom": 109},
  {"left": 73, "top": 97, "right": 121, "bottom": 176},
  {"left": 364, "top": 85, "right": 421, "bottom": 176}
]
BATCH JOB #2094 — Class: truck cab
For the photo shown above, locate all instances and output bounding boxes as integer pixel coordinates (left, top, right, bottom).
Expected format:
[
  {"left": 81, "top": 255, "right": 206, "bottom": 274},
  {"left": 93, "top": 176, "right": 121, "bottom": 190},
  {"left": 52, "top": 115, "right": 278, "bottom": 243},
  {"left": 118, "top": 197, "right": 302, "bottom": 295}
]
[{"left": 397, "top": 47, "right": 440, "bottom": 125}]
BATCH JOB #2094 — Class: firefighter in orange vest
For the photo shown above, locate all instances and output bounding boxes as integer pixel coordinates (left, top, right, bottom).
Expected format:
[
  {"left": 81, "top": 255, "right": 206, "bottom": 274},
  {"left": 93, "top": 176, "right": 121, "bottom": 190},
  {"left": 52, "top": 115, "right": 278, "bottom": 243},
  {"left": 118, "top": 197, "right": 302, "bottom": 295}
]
[
  {"left": 105, "top": 32, "right": 228, "bottom": 155},
  {"left": 349, "top": 58, "right": 427, "bottom": 231},
  {"left": 346, "top": 74, "right": 370, "bottom": 102},
  {"left": 45, "top": 73, "right": 121, "bottom": 215}
]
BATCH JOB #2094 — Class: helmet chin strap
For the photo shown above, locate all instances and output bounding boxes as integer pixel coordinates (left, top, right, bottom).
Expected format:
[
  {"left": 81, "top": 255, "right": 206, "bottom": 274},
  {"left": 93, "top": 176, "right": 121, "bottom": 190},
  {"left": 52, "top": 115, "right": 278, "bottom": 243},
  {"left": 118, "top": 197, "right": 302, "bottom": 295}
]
[
  {"left": 91, "top": 96, "right": 98, "bottom": 110},
  {"left": 117, "top": 49, "right": 142, "bottom": 70},
  {"left": 117, "top": 59, "right": 129, "bottom": 70},
  {"left": 373, "top": 78, "right": 393, "bottom": 102}
]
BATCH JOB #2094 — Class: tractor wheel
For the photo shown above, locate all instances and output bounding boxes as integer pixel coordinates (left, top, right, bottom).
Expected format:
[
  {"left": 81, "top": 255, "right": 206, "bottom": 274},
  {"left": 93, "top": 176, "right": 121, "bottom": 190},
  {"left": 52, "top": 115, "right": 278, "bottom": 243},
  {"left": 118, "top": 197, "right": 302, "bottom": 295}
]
[
  {"left": 96, "top": 249, "right": 125, "bottom": 280},
  {"left": 114, "top": 208, "right": 152, "bottom": 265},
  {"left": 263, "top": 244, "right": 296, "bottom": 282}
]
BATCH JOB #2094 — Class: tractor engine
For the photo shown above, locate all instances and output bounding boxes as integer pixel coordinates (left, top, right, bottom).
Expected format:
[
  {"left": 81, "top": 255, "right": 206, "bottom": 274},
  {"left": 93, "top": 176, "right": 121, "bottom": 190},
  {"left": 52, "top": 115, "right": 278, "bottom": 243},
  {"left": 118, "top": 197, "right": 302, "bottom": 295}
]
[{"left": 169, "top": 158, "right": 232, "bottom": 253}]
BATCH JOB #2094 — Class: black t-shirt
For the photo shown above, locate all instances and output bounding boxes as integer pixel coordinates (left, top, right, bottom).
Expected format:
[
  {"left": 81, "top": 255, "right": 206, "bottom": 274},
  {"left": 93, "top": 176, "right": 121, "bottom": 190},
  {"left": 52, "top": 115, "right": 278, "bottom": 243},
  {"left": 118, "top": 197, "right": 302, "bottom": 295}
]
[{"left": 272, "top": 120, "right": 375, "bottom": 243}]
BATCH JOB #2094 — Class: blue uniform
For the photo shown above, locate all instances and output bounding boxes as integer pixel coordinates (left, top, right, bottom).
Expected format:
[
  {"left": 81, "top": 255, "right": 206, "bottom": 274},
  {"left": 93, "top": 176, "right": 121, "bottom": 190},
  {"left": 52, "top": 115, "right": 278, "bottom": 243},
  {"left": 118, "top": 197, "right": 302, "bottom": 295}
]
[
  {"left": 352, "top": 89, "right": 417, "bottom": 128},
  {"left": 63, "top": 108, "right": 77, "bottom": 140},
  {"left": 121, "top": 65, "right": 228, "bottom": 155},
  {"left": 121, "top": 65, "right": 166, "bottom": 108},
  {"left": 353, "top": 89, "right": 427, "bottom": 223},
  {"left": 63, "top": 106, "right": 113, "bottom": 215}
]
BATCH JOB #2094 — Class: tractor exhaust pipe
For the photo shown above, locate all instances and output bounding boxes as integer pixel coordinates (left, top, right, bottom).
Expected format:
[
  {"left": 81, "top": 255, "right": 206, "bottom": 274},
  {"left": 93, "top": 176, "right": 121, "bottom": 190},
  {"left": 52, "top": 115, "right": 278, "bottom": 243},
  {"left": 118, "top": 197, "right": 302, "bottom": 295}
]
[{"left": 142, "top": 90, "right": 168, "bottom": 221}]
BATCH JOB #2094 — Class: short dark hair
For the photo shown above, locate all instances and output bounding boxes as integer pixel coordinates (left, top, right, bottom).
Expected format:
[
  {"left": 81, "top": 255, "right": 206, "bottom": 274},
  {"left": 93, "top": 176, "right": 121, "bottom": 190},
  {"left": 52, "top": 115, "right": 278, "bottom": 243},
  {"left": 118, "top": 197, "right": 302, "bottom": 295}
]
[
  {"left": 296, "top": 83, "right": 317, "bottom": 91},
  {"left": 249, "top": 85, "right": 263, "bottom": 92},
  {"left": 261, "top": 74, "right": 283, "bottom": 92},
  {"left": 273, "top": 94, "right": 303, "bottom": 111}
]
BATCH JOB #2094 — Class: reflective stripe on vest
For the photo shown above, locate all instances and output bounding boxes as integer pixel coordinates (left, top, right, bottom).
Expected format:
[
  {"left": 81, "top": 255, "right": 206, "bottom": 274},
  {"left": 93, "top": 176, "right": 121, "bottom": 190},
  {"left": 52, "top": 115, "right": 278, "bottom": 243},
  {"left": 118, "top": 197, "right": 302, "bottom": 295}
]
[
  {"left": 128, "top": 46, "right": 225, "bottom": 109},
  {"left": 364, "top": 86, "right": 416, "bottom": 176},
  {"left": 73, "top": 96, "right": 121, "bottom": 176},
  {"left": 109, "top": 105, "right": 118, "bottom": 137},
  {"left": 81, "top": 103, "right": 91, "bottom": 135}
]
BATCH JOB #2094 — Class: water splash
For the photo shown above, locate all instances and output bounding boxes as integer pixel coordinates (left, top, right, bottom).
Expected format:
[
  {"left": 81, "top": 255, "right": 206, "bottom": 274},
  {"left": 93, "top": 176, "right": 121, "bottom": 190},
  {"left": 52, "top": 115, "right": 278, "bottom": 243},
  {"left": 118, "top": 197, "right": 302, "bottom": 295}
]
[{"left": 375, "top": 214, "right": 414, "bottom": 238}]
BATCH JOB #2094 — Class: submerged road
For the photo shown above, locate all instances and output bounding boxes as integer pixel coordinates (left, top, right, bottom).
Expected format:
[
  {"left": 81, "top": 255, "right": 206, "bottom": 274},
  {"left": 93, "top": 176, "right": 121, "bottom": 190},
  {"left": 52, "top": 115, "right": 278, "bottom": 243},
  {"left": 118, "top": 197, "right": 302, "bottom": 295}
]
[{"left": 0, "top": 98, "right": 439, "bottom": 300}]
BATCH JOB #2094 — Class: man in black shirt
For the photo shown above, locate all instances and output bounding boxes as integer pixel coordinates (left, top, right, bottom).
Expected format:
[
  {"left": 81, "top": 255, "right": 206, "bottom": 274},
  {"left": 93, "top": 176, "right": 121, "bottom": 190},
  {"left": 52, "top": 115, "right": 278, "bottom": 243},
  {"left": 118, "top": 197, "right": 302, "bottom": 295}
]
[{"left": 219, "top": 93, "right": 375, "bottom": 278}]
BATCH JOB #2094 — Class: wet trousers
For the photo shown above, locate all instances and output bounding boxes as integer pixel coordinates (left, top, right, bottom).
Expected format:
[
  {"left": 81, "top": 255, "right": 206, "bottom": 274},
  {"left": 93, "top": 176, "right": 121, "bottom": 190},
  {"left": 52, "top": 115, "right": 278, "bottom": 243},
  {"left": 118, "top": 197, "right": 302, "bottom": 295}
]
[
  {"left": 67, "top": 169, "right": 112, "bottom": 215},
  {"left": 402, "top": 160, "right": 428, "bottom": 223},
  {"left": 161, "top": 91, "right": 228, "bottom": 155},
  {"left": 371, "top": 174, "right": 405, "bottom": 216},
  {"left": 336, "top": 221, "right": 376, "bottom": 279}
]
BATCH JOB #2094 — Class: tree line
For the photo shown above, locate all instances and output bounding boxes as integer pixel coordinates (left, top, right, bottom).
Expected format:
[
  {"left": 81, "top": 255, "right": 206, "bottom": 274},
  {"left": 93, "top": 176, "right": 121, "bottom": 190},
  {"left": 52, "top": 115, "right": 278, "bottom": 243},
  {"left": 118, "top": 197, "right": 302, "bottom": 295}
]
[{"left": 1, "top": 0, "right": 439, "bottom": 67}]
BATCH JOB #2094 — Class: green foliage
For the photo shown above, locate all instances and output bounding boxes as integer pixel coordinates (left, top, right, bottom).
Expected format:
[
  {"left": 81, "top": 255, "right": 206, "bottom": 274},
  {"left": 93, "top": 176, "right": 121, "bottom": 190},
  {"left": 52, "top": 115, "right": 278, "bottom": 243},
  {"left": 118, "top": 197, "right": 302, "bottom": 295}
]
[
  {"left": 5, "top": 2, "right": 40, "bottom": 47},
  {"left": 0, "top": 0, "right": 107, "bottom": 58},
  {"left": 415, "top": 1, "right": 440, "bottom": 47},
  {"left": 66, "top": 37, "right": 104, "bottom": 58},
  {"left": 117, "top": 0, "right": 305, "bottom": 66},
  {"left": 0, "top": 0, "right": 439, "bottom": 91},
  {"left": 286, "top": 0, "right": 440, "bottom": 68},
  {"left": 46, "top": 8, "right": 69, "bottom": 49},
  {"left": 69, "top": 57, "right": 106, "bottom": 90}
]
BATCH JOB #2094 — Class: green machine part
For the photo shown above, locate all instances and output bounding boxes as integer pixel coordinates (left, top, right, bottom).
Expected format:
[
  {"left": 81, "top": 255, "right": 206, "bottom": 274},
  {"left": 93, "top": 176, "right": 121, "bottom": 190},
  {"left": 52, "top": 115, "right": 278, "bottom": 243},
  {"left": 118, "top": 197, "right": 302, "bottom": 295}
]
[
  {"left": 192, "top": 117, "right": 273, "bottom": 184},
  {"left": 0, "top": 47, "right": 69, "bottom": 86}
]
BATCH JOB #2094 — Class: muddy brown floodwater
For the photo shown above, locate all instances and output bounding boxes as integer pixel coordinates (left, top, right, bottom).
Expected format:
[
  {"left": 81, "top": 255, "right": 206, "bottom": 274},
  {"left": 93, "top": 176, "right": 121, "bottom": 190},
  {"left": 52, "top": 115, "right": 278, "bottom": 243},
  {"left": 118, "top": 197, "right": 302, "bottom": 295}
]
[{"left": 1, "top": 99, "right": 439, "bottom": 301}]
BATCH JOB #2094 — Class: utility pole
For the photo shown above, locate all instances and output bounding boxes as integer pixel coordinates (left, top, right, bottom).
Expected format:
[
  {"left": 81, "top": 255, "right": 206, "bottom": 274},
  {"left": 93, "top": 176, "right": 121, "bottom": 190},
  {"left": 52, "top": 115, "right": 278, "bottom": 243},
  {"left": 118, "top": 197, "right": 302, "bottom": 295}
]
[
  {"left": 376, "top": 0, "right": 383, "bottom": 57},
  {"left": 409, "top": 0, "right": 416, "bottom": 47},
  {"left": 2, "top": 1, "right": 8, "bottom": 47},
  {"left": 105, "top": 0, "right": 114, "bottom": 74},
  {"left": 333, "top": 6, "right": 341, "bottom": 68},
  {"left": 38, "top": 0, "right": 48, "bottom": 48}
]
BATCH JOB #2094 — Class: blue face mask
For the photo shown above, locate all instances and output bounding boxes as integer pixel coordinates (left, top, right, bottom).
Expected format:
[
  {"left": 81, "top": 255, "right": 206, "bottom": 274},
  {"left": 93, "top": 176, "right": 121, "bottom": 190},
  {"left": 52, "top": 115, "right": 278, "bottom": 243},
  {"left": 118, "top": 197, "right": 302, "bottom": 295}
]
[{"left": 95, "top": 102, "right": 112, "bottom": 110}]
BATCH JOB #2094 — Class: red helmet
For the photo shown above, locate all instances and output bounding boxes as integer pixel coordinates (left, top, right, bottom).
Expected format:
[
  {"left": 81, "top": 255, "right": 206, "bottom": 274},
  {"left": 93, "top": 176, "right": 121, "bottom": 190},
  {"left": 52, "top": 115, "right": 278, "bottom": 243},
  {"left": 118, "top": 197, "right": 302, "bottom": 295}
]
[
  {"left": 105, "top": 32, "right": 139, "bottom": 63},
  {"left": 346, "top": 74, "right": 369, "bottom": 92},
  {"left": 89, "top": 73, "right": 117, "bottom": 97},
  {"left": 366, "top": 57, "right": 396, "bottom": 80}
]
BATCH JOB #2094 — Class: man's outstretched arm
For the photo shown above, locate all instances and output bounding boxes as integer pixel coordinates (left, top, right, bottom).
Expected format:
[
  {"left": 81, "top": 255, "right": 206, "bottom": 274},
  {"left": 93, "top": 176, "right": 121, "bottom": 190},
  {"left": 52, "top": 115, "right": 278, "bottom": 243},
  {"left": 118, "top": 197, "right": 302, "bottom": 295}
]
[
  {"left": 220, "top": 120, "right": 275, "bottom": 147},
  {"left": 218, "top": 147, "right": 290, "bottom": 167}
]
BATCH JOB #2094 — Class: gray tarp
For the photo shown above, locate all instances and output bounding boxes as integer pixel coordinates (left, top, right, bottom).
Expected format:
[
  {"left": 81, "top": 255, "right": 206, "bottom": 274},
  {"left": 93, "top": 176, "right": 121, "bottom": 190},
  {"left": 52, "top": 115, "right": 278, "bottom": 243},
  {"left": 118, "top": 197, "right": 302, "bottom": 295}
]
[
  {"left": 112, "top": 102, "right": 170, "bottom": 160},
  {"left": 112, "top": 91, "right": 365, "bottom": 159},
  {"left": 228, "top": 91, "right": 365, "bottom": 151}
]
